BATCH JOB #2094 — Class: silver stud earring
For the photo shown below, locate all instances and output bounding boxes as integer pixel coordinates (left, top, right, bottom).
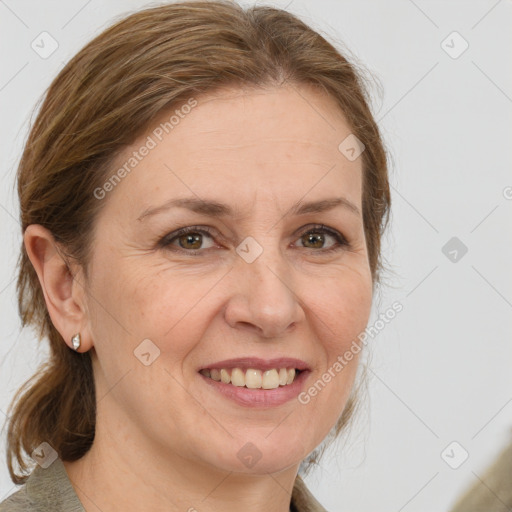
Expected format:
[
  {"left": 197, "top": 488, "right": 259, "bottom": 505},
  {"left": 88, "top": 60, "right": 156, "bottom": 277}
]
[{"left": 71, "top": 333, "right": 81, "bottom": 351}]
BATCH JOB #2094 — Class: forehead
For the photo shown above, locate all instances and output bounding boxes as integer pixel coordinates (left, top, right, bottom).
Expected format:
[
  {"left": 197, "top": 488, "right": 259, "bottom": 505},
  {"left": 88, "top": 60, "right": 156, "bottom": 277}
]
[
  {"left": 104, "top": 84, "right": 363, "bottom": 215},
  {"left": 166, "top": 83, "right": 352, "bottom": 152}
]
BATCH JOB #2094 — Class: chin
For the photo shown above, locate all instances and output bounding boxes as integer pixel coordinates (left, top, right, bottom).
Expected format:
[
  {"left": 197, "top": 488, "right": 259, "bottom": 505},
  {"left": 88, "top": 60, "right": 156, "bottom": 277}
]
[{"left": 205, "top": 428, "right": 317, "bottom": 475}]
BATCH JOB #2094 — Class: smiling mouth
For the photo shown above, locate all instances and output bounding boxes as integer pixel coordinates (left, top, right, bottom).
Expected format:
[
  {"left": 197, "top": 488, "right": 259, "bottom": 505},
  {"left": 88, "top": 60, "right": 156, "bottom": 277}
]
[{"left": 199, "top": 367, "right": 302, "bottom": 389}]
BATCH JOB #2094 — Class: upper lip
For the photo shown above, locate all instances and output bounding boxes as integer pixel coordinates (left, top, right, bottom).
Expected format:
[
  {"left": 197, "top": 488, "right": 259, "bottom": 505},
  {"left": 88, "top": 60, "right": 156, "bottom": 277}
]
[{"left": 198, "top": 357, "right": 310, "bottom": 372}]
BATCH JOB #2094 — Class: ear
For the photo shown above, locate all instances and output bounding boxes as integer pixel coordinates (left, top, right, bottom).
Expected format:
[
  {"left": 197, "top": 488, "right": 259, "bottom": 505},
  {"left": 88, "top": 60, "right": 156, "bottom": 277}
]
[{"left": 23, "top": 224, "right": 93, "bottom": 352}]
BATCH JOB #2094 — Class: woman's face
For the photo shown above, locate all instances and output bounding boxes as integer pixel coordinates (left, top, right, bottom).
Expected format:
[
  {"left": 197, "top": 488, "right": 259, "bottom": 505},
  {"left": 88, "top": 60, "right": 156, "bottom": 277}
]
[{"left": 82, "top": 84, "right": 373, "bottom": 474}]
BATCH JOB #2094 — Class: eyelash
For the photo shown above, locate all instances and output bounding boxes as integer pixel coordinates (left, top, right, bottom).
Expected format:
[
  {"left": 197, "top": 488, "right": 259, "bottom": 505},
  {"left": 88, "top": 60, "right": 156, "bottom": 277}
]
[{"left": 158, "top": 224, "right": 350, "bottom": 256}]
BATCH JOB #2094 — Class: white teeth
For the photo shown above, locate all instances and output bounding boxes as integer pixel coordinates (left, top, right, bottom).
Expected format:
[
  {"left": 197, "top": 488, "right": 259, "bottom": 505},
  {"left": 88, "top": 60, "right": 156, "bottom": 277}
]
[
  {"left": 231, "top": 368, "right": 245, "bottom": 387},
  {"left": 201, "top": 367, "right": 300, "bottom": 389},
  {"left": 245, "top": 369, "right": 262, "bottom": 388},
  {"left": 262, "top": 369, "right": 279, "bottom": 389}
]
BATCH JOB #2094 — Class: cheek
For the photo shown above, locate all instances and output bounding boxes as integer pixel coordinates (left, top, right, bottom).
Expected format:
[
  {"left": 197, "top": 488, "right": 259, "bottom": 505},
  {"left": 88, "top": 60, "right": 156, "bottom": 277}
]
[
  {"left": 103, "top": 262, "right": 226, "bottom": 369},
  {"left": 129, "top": 267, "right": 219, "bottom": 328},
  {"left": 83, "top": 258, "right": 177, "bottom": 372},
  {"left": 312, "top": 268, "right": 373, "bottom": 354},
  {"left": 298, "top": 272, "right": 372, "bottom": 430}
]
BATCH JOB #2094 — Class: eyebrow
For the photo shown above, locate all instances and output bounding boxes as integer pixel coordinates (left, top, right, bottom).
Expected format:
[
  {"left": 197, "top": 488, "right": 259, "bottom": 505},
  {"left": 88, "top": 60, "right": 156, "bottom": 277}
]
[{"left": 137, "top": 196, "right": 361, "bottom": 222}]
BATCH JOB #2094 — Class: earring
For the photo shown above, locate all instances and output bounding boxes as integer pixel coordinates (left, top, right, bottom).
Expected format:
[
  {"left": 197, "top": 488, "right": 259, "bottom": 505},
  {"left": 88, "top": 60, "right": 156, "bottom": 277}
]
[{"left": 71, "top": 333, "right": 81, "bottom": 351}]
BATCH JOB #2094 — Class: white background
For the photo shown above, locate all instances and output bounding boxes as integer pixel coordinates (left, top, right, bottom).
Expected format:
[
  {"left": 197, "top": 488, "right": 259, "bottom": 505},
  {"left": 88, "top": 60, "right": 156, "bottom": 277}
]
[{"left": 1, "top": 1, "right": 511, "bottom": 511}]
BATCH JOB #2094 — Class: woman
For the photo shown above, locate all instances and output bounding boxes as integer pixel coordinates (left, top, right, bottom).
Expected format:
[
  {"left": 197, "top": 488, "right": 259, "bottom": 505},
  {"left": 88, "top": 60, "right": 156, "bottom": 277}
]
[{"left": 0, "top": 1, "right": 390, "bottom": 511}]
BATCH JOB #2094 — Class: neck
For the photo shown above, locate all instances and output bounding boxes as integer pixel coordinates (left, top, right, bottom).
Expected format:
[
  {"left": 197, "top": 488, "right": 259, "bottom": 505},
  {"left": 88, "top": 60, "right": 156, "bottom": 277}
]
[{"left": 63, "top": 409, "right": 299, "bottom": 512}]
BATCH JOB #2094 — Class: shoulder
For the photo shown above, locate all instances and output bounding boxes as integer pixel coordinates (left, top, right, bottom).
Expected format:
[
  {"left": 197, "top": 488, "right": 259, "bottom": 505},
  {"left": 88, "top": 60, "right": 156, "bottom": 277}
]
[
  {"left": 0, "top": 457, "right": 85, "bottom": 512},
  {"left": 449, "top": 439, "right": 512, "bottom": 511},
  {"left": 292, "top": 474, "right": 329, "bottom": 512},
  {"left": 0, "top": 487, "right": 33, "bottom": 511}
]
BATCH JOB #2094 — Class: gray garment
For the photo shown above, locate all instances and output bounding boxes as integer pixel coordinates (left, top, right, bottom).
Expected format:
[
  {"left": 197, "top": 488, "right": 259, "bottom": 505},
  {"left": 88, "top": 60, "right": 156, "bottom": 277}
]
[
  {"left": 448, "top": 439, "right": 512, "bottom": 512},
  {"left": 0, "top": 458, "right": 85, "bottom": 512},
  {"left": 0, "top": 457, "right": 327, "bottom": 512}
]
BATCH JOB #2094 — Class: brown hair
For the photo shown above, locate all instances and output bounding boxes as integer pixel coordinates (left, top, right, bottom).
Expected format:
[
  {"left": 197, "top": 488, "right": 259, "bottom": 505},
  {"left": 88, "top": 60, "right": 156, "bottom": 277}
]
[{"left": 3, "top": 0, "right": 390, "bottom": 486}]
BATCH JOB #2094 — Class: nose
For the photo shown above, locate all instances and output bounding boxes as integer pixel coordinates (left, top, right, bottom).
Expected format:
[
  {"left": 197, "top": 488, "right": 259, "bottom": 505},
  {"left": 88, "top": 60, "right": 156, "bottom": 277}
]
[{"left": 223, "top": 242, "right": 305, "bottom": 339}]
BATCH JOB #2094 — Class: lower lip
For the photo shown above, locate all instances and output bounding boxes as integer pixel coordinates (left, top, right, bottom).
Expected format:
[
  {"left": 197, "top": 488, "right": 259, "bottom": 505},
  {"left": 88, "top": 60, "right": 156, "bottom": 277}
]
[{"left": 199, "top": 370, "right": 310, "bottom": 407}]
